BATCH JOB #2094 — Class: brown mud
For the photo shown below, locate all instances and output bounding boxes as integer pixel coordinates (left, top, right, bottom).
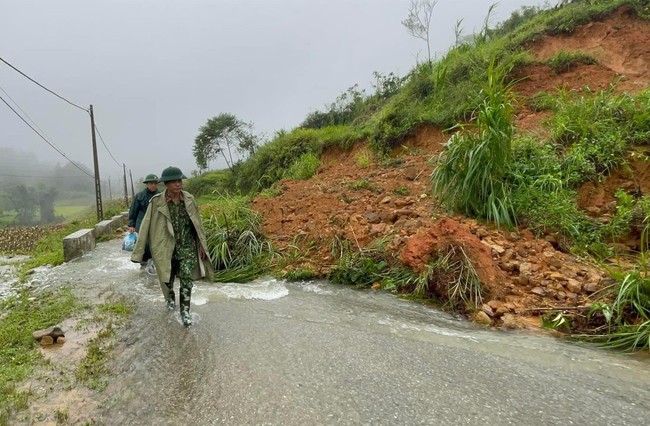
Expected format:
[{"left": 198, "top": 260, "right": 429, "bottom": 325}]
[{"left": 252, "top": 6, "right": 650, "bottom": 330}]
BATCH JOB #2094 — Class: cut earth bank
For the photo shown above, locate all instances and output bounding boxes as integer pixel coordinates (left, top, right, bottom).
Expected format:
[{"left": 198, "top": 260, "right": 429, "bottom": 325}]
[{"left": 252, "top": 5, "right": 650, "bottom": 331}]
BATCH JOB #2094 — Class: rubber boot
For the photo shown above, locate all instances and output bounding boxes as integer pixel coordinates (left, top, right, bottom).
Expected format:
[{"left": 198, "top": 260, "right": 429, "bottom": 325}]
[
  {"left": 179, "top": 288, "right": 192, "bottom": 327},
  {"left": 163, "top": 281, "right": 175, "bottom": 311}
]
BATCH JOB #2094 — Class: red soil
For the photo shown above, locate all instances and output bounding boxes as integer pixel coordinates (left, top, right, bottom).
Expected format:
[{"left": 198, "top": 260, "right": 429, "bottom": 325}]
[{"left": 252, "top": 5, "right": 650, "bottom": 330}]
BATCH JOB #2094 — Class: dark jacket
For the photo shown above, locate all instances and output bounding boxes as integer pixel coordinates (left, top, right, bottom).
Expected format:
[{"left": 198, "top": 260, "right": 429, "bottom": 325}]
[{"left": 128, "top": 188, "right": 160, "bottom": 231}]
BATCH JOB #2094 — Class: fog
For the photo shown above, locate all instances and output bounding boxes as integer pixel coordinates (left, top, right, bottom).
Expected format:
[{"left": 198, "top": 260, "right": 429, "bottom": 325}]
[{"left": 1, "top": 0, "right": 539, "bottom": 186}]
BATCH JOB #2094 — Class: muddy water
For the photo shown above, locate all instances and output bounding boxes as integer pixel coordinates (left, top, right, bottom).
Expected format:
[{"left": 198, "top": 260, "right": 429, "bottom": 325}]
[{"left": 29, "top": 240, "right": 650, "bottom": 425}]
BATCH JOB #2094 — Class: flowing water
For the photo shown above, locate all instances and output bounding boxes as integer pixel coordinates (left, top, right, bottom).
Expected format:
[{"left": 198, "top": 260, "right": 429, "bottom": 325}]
[{"left": 20, "top": 240, "right": 650, "bottom": 425}]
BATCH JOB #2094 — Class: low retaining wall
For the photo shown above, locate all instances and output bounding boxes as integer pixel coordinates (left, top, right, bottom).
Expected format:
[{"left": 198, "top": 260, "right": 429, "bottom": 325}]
[{"left": 62, "top": 211, "right": 129, "bottom": 262}]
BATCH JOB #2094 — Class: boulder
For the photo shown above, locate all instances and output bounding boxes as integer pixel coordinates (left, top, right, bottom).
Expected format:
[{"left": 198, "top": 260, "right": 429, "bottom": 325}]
[{"left": 474, "top": 311, "right": 493, "bottom": 326}]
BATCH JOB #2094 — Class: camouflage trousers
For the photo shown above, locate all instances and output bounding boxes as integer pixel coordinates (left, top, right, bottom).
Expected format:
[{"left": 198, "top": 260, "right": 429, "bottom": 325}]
[{"left": 160, "top": 255, "right": 196, "bottom": 314}]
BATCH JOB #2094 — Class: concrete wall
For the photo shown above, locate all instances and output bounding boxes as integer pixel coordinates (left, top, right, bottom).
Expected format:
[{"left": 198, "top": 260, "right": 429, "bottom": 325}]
[{"left": 63, "top": 211, "right": 129, "bottom": 262}]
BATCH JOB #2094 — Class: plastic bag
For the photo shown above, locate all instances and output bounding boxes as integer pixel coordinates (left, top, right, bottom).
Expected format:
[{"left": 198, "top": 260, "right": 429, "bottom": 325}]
[{"left": 122, "top": 232, "right": 138, "bottom": 252}]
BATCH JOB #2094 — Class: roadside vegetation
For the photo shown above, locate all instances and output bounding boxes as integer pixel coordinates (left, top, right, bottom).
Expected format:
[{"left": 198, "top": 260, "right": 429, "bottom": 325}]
[
  {"left": 1, "top": 3, "right": 649, "bottom": 421},
  {"left": 0, "top": 289, "right": 81, "bottom": 424},
  {"left": 0, "top": 196, "right": 133, "bottom": 423},
  {"left": 182, "top": 0, "right": 650, "bottom": 350},
  {"left": 4, "top": 11, "right": 650, "bottom": 422}
]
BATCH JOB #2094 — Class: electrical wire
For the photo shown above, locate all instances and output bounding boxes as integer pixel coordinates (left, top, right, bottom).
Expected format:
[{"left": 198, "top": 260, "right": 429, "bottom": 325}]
[
  {"left": 0, "top": 56, "right": 88, "bottom": 112},
  {"left": 0, "top": 57, "right": 126, "bottom": 176},
  {"left": 0, "top": 84, "right": 65, "bottom": 154},
  {"left": 0, "top": 172, "right": 95, "bottom": 179},
  {"left": 93, "top": 124, "right": 123, "bottom": 168},
  {"left": 0, "top": 93, "right": 94, "bottom": 180}
]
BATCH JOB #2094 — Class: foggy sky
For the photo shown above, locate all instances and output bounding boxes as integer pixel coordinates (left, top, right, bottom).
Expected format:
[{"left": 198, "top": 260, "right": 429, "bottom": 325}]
[{"left": 0, "top": 0, "right": 539, "bottom": 186}]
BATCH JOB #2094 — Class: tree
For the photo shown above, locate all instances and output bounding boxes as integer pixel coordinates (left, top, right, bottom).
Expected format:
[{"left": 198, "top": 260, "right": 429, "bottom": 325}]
[
  {"left": 401, "top": 0, "right": 438, "bottom": 71},
  {"left": 6, "top": 184, "right": 38, "bottom": 225},
  {"left": 193, "top": 113, "right": 258, "bottom": 171},
  {"left": 38, "top": 186, "right": 58, "bottom": 224}
]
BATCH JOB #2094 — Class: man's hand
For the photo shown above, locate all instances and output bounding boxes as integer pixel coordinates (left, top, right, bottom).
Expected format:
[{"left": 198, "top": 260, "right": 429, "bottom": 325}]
[{"left": 127, "top": 227, "right": 136, "bottom": 233}]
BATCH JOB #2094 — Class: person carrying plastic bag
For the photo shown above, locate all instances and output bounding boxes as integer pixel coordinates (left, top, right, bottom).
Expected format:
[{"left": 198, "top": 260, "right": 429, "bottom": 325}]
[{"left": 122, "top": 231, "right": 137, "bottom": 251}]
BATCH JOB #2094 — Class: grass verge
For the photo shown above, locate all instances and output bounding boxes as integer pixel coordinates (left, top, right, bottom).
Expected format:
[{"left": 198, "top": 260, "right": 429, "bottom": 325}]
[{"left": 0, "top": 288, "right": 81, "bottom": 424}]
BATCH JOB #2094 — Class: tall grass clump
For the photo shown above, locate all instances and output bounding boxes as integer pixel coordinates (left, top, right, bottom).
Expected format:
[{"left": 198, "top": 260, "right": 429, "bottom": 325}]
[
  {"left": 585, "top": 259, "right": 650, "bottom": 351},
  {"left": 284, "top": 152, "right": 321, "bottom": 180},
  {"left": 431, "top": 59, "right": 517, "bottom": 227},
  {"left": 415, "top": 246, "right": 483, "bottom": 311},
  {"left": 329, "top": 248, "right": 420, "bottom": 293},
  {"left": 201, "top": 194, "right": 273, "bottom": 282}
]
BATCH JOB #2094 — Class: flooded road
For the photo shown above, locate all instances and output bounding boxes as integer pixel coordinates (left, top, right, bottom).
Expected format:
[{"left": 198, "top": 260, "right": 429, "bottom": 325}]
[{"left": 33, "top": 240, "right": 650, "bottom": 425}]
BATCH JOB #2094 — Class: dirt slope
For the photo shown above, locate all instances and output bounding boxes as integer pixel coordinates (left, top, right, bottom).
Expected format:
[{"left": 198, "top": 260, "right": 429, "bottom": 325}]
[{"left": 252, "top": 6, "right": 650, "bottom": 329}]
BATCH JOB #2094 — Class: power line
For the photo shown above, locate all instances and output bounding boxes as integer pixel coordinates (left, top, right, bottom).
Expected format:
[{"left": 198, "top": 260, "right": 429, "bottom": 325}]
[
  {"left": 0, "top": 56, "right": 88, "bottom": 112},
  {"left": 93, "top": 124, "right": 122, "bottom": 168},
  {"left": 0, "top": 57, "right": 125, "bottom": 185},
  {"left": 0, "top": 84, "right": 65, "bottom": 154},
  {"left": 0, "top": 172, "right": 99, "bottom": 179},
  {"left": 0, "top": 93, "right": 94, "bottom": 180}
]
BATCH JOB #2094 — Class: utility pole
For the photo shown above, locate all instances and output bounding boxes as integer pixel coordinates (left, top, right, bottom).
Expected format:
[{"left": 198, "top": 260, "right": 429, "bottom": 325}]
[
  {"left": 108, "top": 177, "right": 113, "bottom": 200},
  {"left": 123, "top": 163, "right": 128, "bottom": 206},
  {"left": 89, "top": 105, "right": 103, "bottom": 221},
  {"left": 129, "top": 169, "right": 135, "bottom": 197}
]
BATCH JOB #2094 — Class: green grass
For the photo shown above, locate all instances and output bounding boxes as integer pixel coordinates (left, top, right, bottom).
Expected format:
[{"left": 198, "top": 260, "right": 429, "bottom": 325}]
[
  {"left": 0, "top": 288, "right": 81, "bottom": 423},
  {"left": 354, "top": 149, "right": 373, "bottom": 168},
  {"left": 201, "top": 194, "right": 274, "bottom": 280},
  {"left": 431, "top": 59, "right": 517, "bottom": 227},
  {"left": 285, "top": 152, "right": 321, "bottom": 180},
  {"left": 179, "top": 1, "right": 643, "bottom": 198},
  {"left": 348, "top": 179, "right": 381, "bottom": 193},
  {"left": 53, "top": 204, "right": 93, "bottom": 219},
  {"left": 282, "top": 266, "right": 318, "bottom": 281},
  {"left": 581, "top": 261, "right": 650, "bottom": 351},
  {"left": 0, "top": 213, "right": 14, "bottom": 226},
  {"left": 545, "top": 50, "right": 598, "bottom": 74},
  {"left": 75, "top": 297, "right": 132, "bottom": 391},
  {"left": 17, "top": 217, "right": 97, "bottom": 278}
]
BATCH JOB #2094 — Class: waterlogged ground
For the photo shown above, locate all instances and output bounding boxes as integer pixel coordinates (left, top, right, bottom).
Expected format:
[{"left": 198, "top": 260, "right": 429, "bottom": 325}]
[{"left": 11, "top": 240, "right": 650, "bottom": 425}]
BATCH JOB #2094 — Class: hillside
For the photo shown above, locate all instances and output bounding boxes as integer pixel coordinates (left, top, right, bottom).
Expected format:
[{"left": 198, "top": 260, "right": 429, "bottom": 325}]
[{"left": 251, "top": 4, "right": 650, "bottom": 330}]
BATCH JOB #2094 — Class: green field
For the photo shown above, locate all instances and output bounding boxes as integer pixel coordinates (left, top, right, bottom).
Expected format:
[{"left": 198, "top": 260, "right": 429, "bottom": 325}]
[
  {"left": 54, "top": 203, "right": 94, "bottom": 219},
  {"left": 0, "top": 200, "right": 94, "bottom": 227}
]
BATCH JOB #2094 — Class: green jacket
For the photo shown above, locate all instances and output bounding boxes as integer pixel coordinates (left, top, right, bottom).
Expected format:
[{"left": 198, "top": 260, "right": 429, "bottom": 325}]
[
  {"left": 128, "top": 188, "right": 159, "bottom": 231},
  {"left": 131, "top": 189, "right": 214, "bottom": 283}
]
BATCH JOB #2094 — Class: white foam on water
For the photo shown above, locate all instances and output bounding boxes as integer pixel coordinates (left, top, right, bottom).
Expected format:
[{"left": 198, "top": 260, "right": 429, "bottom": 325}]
[
  {"left": 300, "top": 283, "right": 334, "bottom": 295},
  {"left": 196, "top": 278, "right": 289, "bottom": 301},
  {"left": 192, "top": 294, "right": 209, "bottom": 306},
  {"left": 378, "top": 317, "right": 479, "bottom": 342}
]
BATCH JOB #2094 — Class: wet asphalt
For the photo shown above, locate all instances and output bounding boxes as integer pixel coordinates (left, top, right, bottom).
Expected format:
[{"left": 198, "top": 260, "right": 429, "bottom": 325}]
[{"left": 33, "top": 240, "right": 650, "bottom": 425}]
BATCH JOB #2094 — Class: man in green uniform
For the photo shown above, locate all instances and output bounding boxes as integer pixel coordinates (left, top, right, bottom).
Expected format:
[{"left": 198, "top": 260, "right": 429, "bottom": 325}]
[
  {"left": 131, "top": 166, "right": 213, "bottom": 327},
  {"left": 128, "top": 173, "right": 159, "bottom": 270}
]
